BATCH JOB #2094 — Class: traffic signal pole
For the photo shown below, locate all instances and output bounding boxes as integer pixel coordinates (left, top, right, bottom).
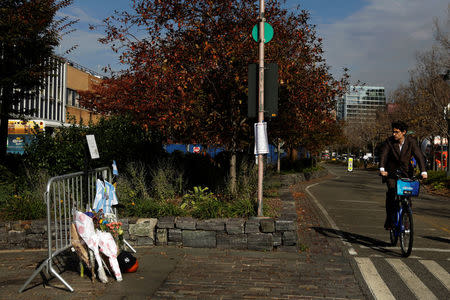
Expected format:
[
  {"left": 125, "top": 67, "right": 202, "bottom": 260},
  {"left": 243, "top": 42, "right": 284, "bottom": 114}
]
[{"left": 257, "top": 0, "right": 265, "bottom": 217}]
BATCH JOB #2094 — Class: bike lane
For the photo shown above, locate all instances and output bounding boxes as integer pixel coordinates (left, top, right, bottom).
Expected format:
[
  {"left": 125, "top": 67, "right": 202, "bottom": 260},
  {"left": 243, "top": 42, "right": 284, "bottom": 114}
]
[{"left": 305, "top": 164, "right": 450, "bottom": 300}]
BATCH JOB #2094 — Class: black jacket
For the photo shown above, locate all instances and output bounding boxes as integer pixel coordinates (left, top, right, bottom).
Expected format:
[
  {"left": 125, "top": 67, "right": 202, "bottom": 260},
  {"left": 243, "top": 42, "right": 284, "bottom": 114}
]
[{"left": 379, "top": 135, "right": 426, "bottom": 178}]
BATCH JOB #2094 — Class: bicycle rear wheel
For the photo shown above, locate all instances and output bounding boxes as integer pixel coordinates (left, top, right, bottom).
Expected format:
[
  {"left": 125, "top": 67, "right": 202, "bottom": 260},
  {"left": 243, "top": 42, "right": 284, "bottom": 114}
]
[{"left": 400, "top": 206, "right": 414, "bottom": 257}]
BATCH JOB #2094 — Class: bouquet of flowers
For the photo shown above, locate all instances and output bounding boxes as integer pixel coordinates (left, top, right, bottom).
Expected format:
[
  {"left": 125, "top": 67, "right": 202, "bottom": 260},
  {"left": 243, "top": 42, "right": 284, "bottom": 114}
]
[
  {"left": 90, "top": 209, "right": 124, "bottom": 250},
  {"left": 106, "top": 221, "right": 124, "bottom": 249}
]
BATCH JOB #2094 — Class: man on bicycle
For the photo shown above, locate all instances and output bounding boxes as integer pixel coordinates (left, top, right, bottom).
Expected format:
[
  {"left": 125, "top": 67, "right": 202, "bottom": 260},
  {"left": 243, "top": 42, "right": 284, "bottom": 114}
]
[{"left": 379, "top": 121, "right": 427, "bottom": 229}]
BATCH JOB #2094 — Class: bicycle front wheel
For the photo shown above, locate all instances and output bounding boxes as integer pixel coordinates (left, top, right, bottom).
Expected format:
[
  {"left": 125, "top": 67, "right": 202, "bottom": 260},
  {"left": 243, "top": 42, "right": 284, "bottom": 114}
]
[{"left": 400, "top": 207, "right": 414, "bottom": 257}]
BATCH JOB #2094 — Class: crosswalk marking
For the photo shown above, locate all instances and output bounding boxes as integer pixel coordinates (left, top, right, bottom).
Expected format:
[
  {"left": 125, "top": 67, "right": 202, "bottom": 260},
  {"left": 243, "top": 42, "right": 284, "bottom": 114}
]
[
  {"left": 354, "top": 257, "right": 395, "bottom": 300},
  {"left": 420, "top": 260, "right": 450, "bottom": 291},
  {"left": 386, "top": 258, "right": 438, "bottom": 300},
  {"left": 359, "top": 245, "right": 450, "bottom": 252}
]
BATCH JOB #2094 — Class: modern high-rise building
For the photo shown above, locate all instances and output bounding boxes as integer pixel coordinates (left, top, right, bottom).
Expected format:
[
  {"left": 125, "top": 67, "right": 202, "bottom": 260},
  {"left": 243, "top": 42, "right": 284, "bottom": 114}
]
[{"left": 336, "top": 86, "right": 386, "bottom": 121}]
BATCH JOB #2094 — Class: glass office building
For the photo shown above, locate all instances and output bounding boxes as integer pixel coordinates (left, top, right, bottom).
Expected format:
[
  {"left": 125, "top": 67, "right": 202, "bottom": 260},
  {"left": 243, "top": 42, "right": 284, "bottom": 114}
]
[{"left": 336, "top": 86, "right": 386, "bottom": 121}]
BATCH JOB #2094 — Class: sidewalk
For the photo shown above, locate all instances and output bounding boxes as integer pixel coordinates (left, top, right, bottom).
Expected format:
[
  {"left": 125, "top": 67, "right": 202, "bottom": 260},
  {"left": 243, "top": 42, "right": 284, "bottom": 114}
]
[{"left": 0, "top": 175, "right": 367, "bottom": 300}]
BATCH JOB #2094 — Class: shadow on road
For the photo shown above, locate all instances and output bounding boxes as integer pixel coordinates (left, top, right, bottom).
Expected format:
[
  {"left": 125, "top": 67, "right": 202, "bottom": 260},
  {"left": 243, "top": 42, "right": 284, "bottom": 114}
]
[
  {"left": 412, "top": 206, "right": 450, "bottom": 219},
  {"left": 312, "top": 227, "right": 402, "bottom": 256},
  {"left": 422, "top": 236, "right": 450, "bottom": 244},
  {"left": 20, "top": 250, "right": 84, "bottom": 293}
]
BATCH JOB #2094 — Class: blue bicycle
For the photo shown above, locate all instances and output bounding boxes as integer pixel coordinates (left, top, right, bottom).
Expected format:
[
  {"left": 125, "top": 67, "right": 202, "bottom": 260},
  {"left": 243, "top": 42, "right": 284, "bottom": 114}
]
[{"left": 389, "top": 175, "right": 420, "bottom": 257}]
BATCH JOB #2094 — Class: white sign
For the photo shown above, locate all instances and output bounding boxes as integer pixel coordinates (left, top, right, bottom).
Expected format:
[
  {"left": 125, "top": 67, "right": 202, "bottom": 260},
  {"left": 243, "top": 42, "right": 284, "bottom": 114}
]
[
  {"left": 86, "top": 135, "right": 100, "bottom": 159},
  {"left": 254, "top": 122, "right": 269, "bottom": 155}
]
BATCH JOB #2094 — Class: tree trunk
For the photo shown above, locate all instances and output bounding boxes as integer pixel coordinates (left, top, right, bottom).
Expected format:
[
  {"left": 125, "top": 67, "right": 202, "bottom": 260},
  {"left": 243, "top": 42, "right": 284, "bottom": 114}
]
[
  {"left": 431, "top": 136, "right": 436, "bottom": 171},
  {"left": 277, "top": 141, "right": 281, "bottom": 173},
  {"left": 447, "top": 132, "right": 450, "bottom": 177},
  {"left": 288, "top": 148, "right": 298, "bottom": 162},
  {"left": 229, "top": 151, "right": 237, "bottom": 194}
]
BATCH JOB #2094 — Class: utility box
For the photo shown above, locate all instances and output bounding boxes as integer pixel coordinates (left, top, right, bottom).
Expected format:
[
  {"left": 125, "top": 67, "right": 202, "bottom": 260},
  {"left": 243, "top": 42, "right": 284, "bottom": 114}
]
[{"left": 248, "top": 63, "right": 278, "bottom": 118}]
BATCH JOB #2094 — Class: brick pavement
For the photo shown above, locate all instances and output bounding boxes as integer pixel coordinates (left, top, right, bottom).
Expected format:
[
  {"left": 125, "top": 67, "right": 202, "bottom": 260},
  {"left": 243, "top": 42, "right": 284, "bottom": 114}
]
[
  {"left": 0, "top": 174, "right": 367, "bottom": 299},
  {"left": 151, "top": 175, "right": 366, "bottom": 299}
]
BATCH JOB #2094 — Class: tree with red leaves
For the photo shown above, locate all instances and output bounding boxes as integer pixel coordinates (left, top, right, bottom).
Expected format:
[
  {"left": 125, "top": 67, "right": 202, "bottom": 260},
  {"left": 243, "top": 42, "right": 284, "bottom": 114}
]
[{"left": 81, "top": 0, "right": 347, "bottom": 189}]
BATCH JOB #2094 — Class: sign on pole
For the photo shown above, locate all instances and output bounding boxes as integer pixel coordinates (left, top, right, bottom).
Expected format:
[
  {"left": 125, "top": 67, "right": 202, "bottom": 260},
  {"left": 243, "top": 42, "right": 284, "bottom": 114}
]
[
  {"left": 348, "top": 157, "right": 353, "bottom": 172},
  {"left": 86, "top": 135, "right": 100, "bottom": 159},
  {"left": 252, "top": 22, "right": 274, "bottom": 43},
  {"left": 248, "top": 63, "right": 278, "bottom": 118}
]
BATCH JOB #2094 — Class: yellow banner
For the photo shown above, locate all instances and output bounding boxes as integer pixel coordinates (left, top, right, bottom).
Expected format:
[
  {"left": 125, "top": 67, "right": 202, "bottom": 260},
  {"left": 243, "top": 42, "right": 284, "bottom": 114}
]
[{"left": 8, "top": 120, "right": 44, "bottom": 135}]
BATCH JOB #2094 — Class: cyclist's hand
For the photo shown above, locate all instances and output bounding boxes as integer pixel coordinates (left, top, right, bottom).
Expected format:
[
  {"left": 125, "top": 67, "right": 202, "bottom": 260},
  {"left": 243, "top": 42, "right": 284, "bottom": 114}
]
[{"left": 380, "top": 171, "right": 388, "bottom": 177}]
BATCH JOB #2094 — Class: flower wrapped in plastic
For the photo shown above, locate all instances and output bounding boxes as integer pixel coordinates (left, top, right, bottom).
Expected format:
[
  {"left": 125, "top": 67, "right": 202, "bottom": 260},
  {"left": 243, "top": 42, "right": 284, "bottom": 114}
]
[{"left": 91, "top": 209, "right": 124, "bottom": 250}]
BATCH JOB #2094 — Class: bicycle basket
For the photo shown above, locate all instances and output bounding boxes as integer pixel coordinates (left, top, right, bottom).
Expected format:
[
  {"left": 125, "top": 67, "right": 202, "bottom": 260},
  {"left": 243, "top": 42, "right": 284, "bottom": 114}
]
[{"left": 397, "top": 178, "right": 420, "bottom": 196}]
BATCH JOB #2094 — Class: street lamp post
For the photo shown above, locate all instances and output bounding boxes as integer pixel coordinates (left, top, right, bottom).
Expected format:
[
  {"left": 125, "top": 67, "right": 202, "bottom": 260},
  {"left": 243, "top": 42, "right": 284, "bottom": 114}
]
[{"left": 257, "top": 0, "right": 265, "bottom": 217}]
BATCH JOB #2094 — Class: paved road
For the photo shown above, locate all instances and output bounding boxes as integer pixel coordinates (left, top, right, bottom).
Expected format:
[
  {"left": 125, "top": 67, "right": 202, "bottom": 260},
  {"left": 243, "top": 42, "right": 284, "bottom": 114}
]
[{"left": 306, "top": 164, "right": 450, "bottom": 299}]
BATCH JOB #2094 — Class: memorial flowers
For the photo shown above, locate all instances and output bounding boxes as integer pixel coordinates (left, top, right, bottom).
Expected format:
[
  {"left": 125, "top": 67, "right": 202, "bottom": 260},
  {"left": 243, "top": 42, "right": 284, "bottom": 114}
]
[{"left": 91, "top": 209, "right": 124, "bottom": 249}]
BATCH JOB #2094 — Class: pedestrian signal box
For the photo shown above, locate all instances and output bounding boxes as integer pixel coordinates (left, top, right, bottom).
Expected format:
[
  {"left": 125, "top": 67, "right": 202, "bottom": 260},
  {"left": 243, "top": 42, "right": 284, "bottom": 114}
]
[{"left": 248, "top": 63, "right": 278, "bottom": 118}]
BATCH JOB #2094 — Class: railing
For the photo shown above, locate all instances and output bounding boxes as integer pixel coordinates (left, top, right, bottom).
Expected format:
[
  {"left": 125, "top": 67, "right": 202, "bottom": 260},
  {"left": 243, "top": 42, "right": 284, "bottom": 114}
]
[{"left": 19, "top": 167, "right": 111, "bottom": 293}]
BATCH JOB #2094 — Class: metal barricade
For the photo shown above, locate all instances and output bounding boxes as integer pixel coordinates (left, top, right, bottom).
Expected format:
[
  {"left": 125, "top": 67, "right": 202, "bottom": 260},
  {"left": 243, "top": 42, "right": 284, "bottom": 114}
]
[{"left": 19, "top": 167, "right": 111, "bottom": 293}]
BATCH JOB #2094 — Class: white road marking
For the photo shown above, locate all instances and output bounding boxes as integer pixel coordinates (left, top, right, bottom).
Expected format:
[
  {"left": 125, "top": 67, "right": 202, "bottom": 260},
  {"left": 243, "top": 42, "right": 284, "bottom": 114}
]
[
  {"left": 306, "top": 182, "right": 356, "bottom": 254},
  {"left": 330, "top": 208, "right": 385, "bottom": 212},
  {"left": 337, "top": 200, "right": 379, "bottom": 204},
  {"left": 305, "top": 183, "right": 339, "bottom": 231},
  {"left": 354, "top": 257, "right": 395, "bottom": 300},
  {"left": 408, "top": 255, "right": 422, "bottom": 259},
  {"left": 348, "top": 248, "right": 357, "bottom": 255},
  {"left": 359, "top": 245, "right": 450, "bottom": 252},
  {"left": 387, "top": 258, "right": 437, "bottom": 300},
  {"left": 420, "top": 260, "right": 450, "bottom": 291}
]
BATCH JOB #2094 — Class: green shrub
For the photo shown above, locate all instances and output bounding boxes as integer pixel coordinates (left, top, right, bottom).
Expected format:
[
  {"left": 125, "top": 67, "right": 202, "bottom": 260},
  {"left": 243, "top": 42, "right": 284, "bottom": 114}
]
[
  {"left": 115, "top": 162, "right": 151, "bottom": 213},
  {"left": 23, "top": 114, "right": 163, "bottom": 176},
  {"left": 227, "top": 196, "right": 256, "bottom": 218},
  {"left": 280, "top": 157, "right": 315, "bottom": 173},
  {"left": 302, "top": 166, "right": 323, "bottom": 173},
  {"left": 129, "top": 197, "right": 184, "bottom": 218},
  {"left": 181, "top": 186, "right": 228, "bottom": 219},
  {"left": 0, "top": 164, "right": 49, "bottom": 220},
  {"left": 425, "top": 170, "right": 450, "bottom": 189},
  {"left": 1, "top": 192, "right": 46, "bottom": 220},
  {"left": 150, "top": 159, "right": 184, "bottom": 201},
  {"left": 0, "top": 165, "right": 16, "bottom": 208},
  {"left": 425, "top": 170, "right": 447, "bottom": 183},
  {"left": 431, "top": 182, "right": 446, "bottom": 190}
]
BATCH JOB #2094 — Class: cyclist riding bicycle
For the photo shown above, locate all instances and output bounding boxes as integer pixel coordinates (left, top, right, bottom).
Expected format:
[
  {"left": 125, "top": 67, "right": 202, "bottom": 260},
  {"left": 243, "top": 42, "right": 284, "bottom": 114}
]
[{"left": 379, "top": 121, "right": 427, "bottom": 230}]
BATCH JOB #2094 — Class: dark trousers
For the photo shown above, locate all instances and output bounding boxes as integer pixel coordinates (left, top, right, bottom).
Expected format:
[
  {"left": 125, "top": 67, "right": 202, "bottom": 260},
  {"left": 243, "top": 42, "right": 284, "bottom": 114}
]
[{"left": 386, "top": 178, "right": 399, "bottom": 224}]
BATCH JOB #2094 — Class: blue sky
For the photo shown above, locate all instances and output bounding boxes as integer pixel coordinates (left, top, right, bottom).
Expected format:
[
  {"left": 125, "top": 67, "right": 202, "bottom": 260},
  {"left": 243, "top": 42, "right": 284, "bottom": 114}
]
[{"left": 59, "top": 0, "right": 449, "bottom": 97}]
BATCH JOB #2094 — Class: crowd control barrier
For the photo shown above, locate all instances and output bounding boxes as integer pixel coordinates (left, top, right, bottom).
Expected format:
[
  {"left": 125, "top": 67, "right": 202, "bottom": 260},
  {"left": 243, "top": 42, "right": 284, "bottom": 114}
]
[{"left": 19, "top": 167, "right": 116, "bottom": 293}]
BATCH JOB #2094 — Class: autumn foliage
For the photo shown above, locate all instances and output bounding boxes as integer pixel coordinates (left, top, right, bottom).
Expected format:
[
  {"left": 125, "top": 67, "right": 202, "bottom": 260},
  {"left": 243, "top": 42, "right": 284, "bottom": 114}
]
[{"left": 80, "top": 0, "right": 347, "bottom": 155}]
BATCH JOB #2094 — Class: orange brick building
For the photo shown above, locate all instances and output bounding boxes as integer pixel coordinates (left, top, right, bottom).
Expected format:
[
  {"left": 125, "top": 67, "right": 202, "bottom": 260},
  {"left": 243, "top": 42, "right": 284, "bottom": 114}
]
[{"left": 65, "top": 61, "right": 103, "bottom": 125}]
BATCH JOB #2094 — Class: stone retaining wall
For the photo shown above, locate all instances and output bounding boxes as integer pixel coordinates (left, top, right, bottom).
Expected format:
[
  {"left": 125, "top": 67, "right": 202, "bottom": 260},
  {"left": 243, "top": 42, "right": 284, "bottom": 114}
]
[
  {"left": 0, "top": 169, "right": 328, "bottom": 251},
  {"left": 0, "top": 217, "right": 297, "bottom": 251}
]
